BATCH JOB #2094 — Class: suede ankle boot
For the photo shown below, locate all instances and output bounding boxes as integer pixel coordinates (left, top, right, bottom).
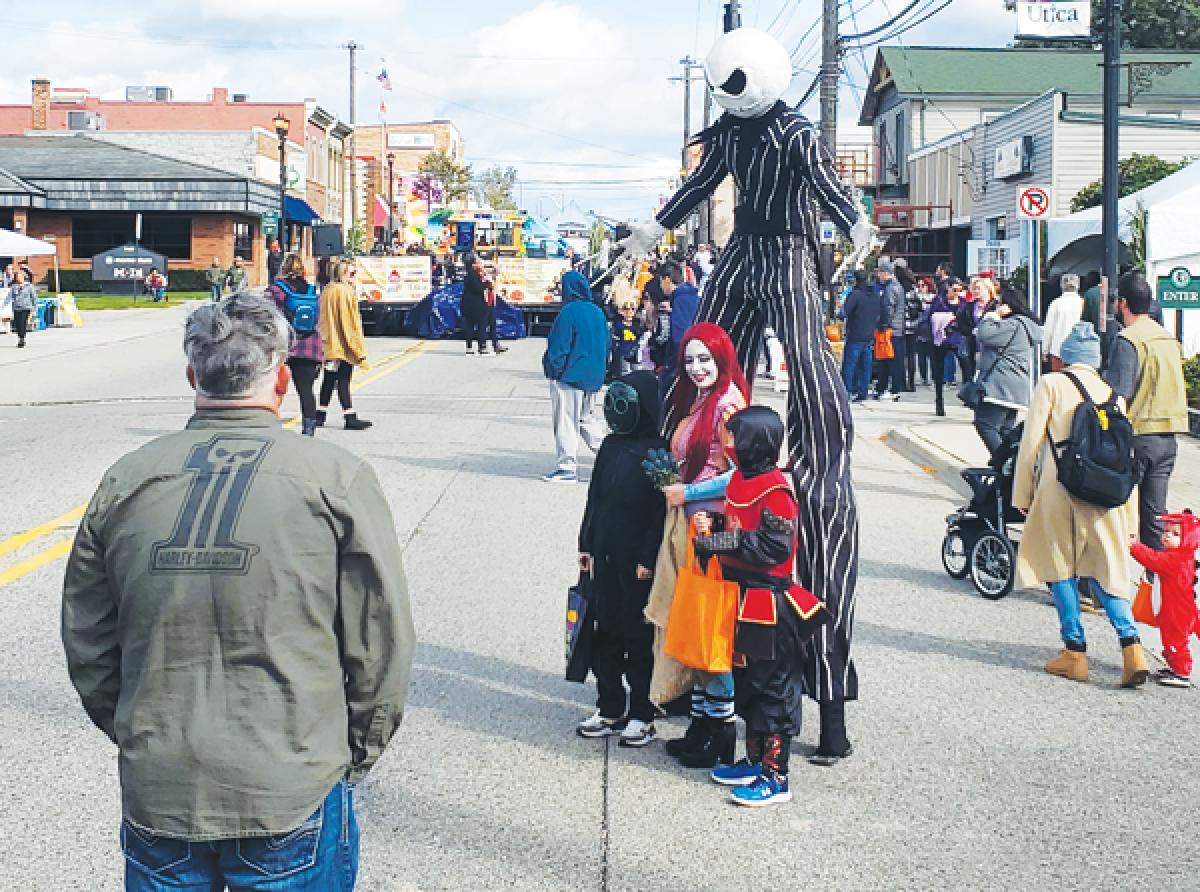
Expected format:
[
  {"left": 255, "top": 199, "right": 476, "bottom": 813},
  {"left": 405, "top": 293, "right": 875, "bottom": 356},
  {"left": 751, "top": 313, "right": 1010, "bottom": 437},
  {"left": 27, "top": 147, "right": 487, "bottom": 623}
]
[
  {"left": 1120, "top": 639, "right": 1149, "bottom": 688},
  {"left": 315, "top": 409, "right": 327, "bottom": 427},
  {"left": 344, "top": 413, "right": 373, "bottom": 431},
  {"left": 678, "top": 718, "right": 736, "bottom": 769},
  {"left": 1045, "top": 647, "right": 1088, "bottom": 682}
]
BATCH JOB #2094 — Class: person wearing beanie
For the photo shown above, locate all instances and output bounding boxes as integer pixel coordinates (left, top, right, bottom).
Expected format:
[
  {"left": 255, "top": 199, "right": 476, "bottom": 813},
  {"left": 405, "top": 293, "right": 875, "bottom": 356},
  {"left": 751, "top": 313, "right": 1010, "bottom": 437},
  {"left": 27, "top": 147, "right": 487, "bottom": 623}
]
[
  {"left": 1042, "top": 274, "right": 1085, "bottom": 361},
  {"left": 1013, "top": 322, "right": 1149, "bottom": 688}
]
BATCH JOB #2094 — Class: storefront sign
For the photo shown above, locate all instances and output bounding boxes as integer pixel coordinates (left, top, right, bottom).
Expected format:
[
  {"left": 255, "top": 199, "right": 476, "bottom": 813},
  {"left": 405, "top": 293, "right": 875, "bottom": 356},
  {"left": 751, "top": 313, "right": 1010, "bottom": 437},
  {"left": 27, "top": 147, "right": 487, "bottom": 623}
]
[
  {"left": 1157, "top": 267, "right": 1200, "bottom": 309},
  {"left": 356, "top": 256, "right": 432, "bottom": 304},
  {"left": 388, "top": 133, "right": 436, "bottom": 149},
  {"left": 1014, "top": 1, "right": 1091, "bottom": 40},
  {"left": 994, "top": 136, "right": 1033, "bottom": 180}
]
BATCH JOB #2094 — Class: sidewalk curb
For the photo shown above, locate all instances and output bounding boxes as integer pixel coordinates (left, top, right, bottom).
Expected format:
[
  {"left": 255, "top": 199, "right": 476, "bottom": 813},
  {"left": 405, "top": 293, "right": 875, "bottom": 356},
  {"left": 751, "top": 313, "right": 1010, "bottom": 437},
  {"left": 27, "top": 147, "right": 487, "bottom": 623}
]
[{"left": 882, "top": 427, "right": 973, "bottom": 499}]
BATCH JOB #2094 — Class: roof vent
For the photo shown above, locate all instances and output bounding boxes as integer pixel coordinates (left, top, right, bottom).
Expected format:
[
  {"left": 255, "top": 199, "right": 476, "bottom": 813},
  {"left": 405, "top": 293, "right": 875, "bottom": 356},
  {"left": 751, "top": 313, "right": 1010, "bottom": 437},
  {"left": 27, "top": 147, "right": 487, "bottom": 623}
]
[{"left": 232, "top": 94, "right": 248, "bottom": 103}]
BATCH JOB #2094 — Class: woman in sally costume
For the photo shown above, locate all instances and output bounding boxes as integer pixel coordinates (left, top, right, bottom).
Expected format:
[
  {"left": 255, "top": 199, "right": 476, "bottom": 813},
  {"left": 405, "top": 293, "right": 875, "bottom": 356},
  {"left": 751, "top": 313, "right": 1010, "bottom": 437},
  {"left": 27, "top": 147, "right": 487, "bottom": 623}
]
[{"left": 692, "top": 406, "right": 831, "bottom": 807}]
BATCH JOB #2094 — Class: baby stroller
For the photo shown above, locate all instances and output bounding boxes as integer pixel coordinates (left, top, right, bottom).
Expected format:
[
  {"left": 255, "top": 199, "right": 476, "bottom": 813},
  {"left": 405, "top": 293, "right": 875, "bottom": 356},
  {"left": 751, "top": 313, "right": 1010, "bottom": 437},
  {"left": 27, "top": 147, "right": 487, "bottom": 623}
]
[{"left": 941, "top": 423, "right": 1025, "bottom": 600}]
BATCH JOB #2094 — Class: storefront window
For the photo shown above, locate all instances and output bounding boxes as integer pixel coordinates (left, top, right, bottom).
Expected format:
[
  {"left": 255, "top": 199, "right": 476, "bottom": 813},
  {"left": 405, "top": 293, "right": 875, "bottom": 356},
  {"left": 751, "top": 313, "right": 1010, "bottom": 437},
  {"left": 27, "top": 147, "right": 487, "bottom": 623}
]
[
  {"left": 233, "top": 222, "right": 253, "bottom": 261},
  {"left": 497, "top": 224, "right": 513, "bottom": 247},
  {"left": 72, "top": 215, "right": 191, "bottom": 259}
]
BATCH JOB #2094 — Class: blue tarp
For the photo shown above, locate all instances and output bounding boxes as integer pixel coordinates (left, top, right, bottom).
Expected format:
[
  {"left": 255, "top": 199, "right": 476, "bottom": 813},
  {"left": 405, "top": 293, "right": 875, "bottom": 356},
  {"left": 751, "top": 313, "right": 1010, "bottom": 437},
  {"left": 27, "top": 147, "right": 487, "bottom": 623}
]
[{"left": 403, "top": 283, "right": 527, "bottom": 340}]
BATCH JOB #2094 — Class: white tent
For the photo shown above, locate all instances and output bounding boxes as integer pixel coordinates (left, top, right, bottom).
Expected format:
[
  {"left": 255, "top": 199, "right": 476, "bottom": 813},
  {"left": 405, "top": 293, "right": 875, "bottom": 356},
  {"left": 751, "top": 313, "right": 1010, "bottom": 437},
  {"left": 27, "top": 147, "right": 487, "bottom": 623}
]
[
  {"left": 1045, "top": 160, "right": 1200, "bottom": 355},
  {"left": 0, "top": 227, "right": 60, "bottom": 290}
]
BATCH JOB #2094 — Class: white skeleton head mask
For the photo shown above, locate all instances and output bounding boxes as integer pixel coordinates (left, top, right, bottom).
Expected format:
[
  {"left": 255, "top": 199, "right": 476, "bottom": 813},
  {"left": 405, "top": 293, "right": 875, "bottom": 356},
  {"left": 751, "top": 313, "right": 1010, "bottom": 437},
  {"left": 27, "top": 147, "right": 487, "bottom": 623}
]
[{"left": 706, "top": 28, "right": 793, "bottom": 119}]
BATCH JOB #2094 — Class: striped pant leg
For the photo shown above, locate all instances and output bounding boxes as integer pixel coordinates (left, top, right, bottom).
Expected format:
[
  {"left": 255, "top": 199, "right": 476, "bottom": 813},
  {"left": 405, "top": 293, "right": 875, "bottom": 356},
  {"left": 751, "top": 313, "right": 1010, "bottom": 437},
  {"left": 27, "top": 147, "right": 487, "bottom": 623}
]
[{"left": 761, "top": 237, "right": 859, "bottom": 705}]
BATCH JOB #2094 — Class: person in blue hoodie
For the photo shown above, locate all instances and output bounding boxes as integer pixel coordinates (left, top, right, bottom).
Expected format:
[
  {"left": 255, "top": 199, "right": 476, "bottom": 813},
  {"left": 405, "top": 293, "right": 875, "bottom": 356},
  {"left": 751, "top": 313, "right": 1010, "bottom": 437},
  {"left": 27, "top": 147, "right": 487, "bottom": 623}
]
[
  {"left": 657, "top": 260, "right": 699, "bottom": 392},
  {"left": 543, "top": 270, "right": 610, "bottom": 484}
]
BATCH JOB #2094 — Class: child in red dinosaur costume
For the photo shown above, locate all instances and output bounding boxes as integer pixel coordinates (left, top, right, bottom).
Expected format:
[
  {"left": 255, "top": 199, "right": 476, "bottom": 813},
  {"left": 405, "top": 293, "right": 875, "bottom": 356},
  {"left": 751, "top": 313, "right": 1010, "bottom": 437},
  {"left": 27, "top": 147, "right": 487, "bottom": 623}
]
[{"left": 1130, "top": 511, "right": 1200, "bottom": 687}]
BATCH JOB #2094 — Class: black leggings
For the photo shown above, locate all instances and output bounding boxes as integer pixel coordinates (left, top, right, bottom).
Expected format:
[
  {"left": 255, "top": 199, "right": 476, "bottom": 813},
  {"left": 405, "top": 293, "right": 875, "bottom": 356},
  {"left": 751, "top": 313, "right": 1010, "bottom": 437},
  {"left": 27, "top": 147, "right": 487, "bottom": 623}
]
[
  {"left": 287, "top": 357, "right": 321, "bottom": 420},
  {"left": 13, "top": 309, "right": 30, "bottom": 340},
  {"left": 319, "top": 361, "right": 354, "bottom": 411}
]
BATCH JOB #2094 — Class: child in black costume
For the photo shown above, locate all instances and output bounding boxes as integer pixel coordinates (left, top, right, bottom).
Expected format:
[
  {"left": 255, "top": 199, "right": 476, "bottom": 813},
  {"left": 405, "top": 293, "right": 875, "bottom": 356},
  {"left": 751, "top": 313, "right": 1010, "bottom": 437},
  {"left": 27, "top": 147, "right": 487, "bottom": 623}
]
[
  {"left": 577, "top": 371, "right": 669, "bottom": 748},
  {"left": 693, "top": 406, "right": 830, "bottom": 807}
]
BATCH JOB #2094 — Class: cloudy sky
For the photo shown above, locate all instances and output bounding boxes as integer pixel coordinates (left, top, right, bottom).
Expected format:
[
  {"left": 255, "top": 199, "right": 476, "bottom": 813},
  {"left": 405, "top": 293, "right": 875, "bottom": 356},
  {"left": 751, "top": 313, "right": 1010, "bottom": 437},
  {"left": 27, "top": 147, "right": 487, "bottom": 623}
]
[{"left": 1, "top": 0, "right": 1019, "bottom": 221}]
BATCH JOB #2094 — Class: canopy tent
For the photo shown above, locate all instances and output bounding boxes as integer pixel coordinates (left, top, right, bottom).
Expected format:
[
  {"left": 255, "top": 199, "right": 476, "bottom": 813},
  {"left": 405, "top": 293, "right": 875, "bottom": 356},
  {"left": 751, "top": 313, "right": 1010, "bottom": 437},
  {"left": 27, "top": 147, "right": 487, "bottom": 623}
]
[
  {"left": 0, "top": 227, "right": 60, "bottom": 291},
  {"left": 1045, "top": 159, "right": 1200, "bottom": 355}
]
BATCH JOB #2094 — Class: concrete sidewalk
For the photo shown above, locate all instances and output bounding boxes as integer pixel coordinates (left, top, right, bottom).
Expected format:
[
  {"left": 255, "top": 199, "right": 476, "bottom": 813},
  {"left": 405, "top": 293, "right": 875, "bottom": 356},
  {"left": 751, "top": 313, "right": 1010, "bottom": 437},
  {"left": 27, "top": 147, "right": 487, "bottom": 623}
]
[{"left": 871, "top": 384, "right": 1200, "bottom": 511}]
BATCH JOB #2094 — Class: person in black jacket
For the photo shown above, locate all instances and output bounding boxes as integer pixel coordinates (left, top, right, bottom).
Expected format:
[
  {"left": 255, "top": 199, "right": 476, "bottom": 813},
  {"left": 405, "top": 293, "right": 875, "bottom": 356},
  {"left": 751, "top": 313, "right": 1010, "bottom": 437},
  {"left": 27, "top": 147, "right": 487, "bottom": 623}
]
[
  {"left": 460, "top": 253, "right": 491, "bottom": 355},
  {"left": 577, "top": 371, "right": 668, "bottom": 748},
  {"left": 839, "top": 270, "right": 881, "bottom": 402}
]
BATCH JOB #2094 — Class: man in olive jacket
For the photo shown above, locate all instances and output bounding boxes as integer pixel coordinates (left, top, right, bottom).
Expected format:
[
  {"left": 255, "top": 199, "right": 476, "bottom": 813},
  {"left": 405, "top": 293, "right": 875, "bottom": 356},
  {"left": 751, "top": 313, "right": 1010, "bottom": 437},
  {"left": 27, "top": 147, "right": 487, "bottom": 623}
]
[{"left": 62, "top": 292, "right": 415, "bottom": 891}]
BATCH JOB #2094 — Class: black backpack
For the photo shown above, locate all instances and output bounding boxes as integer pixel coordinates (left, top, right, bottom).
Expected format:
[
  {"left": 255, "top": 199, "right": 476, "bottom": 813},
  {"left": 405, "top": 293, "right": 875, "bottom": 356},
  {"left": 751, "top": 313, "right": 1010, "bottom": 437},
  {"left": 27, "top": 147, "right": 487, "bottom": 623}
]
[{"left": 1052, "top": 370, "right": 1136, "bottom": 509}]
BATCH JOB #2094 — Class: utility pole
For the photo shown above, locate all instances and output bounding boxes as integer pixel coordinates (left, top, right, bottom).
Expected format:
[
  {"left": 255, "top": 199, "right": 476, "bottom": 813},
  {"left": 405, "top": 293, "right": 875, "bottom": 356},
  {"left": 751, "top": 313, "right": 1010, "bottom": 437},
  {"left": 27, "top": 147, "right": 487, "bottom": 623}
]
[
  {"left": 701, "top": 83, "right": 712, "bottom": 244},
  {"left": 1101, "top": 0, "right": 1121, "bottom": 331},
  {"left": 345, "top": 41, "right": 358, "bottom": 243},
  {"left": 820, "top": 0, "right": 840, "bottom": 318},
  {"left": 669, "top": 56, "right": 706, "bottom": 249},
  {"left": 819, "top": 0, "right": 839, "bottom": 154}
]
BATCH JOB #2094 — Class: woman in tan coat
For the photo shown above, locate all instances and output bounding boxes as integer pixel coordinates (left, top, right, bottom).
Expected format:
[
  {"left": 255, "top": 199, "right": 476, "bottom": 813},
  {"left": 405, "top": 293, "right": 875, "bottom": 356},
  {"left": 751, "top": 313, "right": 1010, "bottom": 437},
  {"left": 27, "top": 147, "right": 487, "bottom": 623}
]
[
  {"left": 1013, "top": 322, "right": 1148, "bottom": 687},
  {"left": 317, "top": 260, "right": 372, "bottom": 430}
]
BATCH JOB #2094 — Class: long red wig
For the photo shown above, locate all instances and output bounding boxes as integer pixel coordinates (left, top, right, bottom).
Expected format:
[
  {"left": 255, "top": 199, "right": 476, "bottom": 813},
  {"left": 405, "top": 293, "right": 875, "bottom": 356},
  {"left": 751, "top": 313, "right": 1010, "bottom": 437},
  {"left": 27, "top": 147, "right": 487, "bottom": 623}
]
[{"left": 669, "top": 321, "right": 750, "bottom": 484}]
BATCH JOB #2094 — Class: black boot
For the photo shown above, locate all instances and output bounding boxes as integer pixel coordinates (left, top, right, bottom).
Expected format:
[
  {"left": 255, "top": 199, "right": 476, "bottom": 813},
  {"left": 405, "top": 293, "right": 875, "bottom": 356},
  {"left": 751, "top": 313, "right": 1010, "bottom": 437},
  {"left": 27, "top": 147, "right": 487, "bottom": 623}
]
[
  {"left": 935, "top": 394, "right": 946, "bottom": 417},
  {"left": 344, "top": 413, "right": 373, "bottom": 431},
  {"left": 301, "top": 417, "right": 318, "bottom": 437},
  {"left": 665, "top": 716, "right": 708, "bottom": 758},
  {"left": 678, "top": 718, "right": 736, "bottom": 769},
  {"left": 315, "top": 409, "right": 327, "bottom": 427},
  {"left": 808, "top": 700, "right": 853, "bottom": 766}
]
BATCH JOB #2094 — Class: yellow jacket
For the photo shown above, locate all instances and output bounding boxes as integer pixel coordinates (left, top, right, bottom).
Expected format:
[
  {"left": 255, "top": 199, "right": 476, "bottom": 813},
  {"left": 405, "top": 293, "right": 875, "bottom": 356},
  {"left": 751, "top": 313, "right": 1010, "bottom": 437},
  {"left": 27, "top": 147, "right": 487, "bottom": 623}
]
[{"left": 319, "top": 283, "right": 368, "bottom": 368}]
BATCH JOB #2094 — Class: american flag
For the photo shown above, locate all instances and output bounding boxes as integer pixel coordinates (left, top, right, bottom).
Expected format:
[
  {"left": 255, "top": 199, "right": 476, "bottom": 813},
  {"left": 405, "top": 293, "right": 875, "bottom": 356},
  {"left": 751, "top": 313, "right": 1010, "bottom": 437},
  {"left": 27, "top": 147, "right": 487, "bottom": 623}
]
[
  {"left": 379, "top": 98, "right": 387, "bottom": 115},
  {"left": 377, "top": 69, "right": 392, "bottom": 91}
]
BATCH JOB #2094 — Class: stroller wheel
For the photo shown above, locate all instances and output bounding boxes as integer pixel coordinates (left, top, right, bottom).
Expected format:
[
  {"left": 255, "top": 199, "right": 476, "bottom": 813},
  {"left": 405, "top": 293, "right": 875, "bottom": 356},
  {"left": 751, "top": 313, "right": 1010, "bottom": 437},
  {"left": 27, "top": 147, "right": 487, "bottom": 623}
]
[
  {"left": 970, "top": 532, "right": 1016, "bottom": 600},
  {"left": 941, "top": 532, "right": 970, "bottom": 579}
]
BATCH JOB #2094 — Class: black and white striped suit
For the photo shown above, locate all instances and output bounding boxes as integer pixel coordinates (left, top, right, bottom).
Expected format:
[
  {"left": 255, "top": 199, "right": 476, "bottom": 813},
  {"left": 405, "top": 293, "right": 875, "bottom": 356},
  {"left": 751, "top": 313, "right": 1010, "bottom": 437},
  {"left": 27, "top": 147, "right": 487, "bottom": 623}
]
[{"left": 658, "top": 102, "right": 860, "bottom": 706}]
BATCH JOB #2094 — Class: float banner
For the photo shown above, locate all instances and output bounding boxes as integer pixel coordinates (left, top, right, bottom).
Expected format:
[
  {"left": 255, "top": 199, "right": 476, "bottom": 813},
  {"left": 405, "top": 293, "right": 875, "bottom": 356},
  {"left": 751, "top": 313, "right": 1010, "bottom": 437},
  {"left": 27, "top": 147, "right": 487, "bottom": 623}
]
[
  {"left": 1015, "top": 1, "right": 1091, "bottom": 40},
  {"left": 356, "top": 256, "right": 433, "bottom": 303}
]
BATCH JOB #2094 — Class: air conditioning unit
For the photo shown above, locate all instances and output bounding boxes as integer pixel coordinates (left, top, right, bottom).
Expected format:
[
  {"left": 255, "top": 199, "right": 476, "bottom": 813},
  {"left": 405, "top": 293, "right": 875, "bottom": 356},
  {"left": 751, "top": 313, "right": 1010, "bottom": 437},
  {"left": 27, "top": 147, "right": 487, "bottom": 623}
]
[
  {"left": 155, "top": 87, "right": 173, "bottom": 102},
  {"left": 126, "top": 86, "right": 156, "bottom": 102},
  {"left": 68, "top": 111, "right": 106, "bottom": 131},
  {"left": 232, "top": 94, "right": 248, "bottom": 103}
]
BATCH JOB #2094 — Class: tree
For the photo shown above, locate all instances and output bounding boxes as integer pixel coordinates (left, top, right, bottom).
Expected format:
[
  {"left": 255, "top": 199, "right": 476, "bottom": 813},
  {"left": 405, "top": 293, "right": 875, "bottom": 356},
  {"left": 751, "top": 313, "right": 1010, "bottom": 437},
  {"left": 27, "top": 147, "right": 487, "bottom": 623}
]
[
  {"left": 475, "top": 166, "right": 519, "bottom": 210},
  {"left": 345, "top": 222, "right": 368, "bottom": 256},
  {"left": 1069, "top": 153, "right": 1188, "bottom": 212},
  {"left": 417, "top": 150, "right": 472, "bottom": 206}
]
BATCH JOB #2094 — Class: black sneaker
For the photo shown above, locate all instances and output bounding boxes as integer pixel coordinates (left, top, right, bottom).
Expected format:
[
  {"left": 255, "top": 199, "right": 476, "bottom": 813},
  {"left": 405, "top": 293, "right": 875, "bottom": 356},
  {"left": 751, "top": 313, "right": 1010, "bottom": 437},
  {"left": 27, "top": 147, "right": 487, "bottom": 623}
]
[
  {"left": 577, "top": 711, "right": 627, "bottom": 738},
  {"left": 1156, "top": 668, "right": 1192, "bottom": 688}
]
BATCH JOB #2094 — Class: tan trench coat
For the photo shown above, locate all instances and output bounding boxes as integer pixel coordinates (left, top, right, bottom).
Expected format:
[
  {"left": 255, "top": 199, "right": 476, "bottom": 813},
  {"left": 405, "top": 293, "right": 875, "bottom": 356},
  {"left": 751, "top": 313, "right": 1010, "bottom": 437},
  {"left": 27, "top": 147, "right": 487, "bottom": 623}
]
[
  {"left": 1012, "top": 364, "right": 1137, "bottom": 598},
  {"left": 320, "top": 283, "right": 368, "bottom": 368}
]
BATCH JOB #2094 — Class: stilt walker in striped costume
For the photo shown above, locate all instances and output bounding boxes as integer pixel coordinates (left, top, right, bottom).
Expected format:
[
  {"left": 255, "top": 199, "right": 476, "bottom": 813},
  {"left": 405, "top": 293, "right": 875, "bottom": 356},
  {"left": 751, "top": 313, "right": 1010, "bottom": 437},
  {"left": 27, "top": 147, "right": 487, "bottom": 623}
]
[{"left": 621, "top": 28, "right": 873, "bottom": 765}]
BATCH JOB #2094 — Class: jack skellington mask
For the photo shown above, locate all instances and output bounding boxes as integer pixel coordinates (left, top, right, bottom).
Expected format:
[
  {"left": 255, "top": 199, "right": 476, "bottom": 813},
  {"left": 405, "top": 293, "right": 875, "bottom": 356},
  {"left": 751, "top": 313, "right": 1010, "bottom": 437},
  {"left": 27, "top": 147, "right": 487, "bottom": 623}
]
[{"left": 705, "top": 27, "right": 793, "bottom": 119}]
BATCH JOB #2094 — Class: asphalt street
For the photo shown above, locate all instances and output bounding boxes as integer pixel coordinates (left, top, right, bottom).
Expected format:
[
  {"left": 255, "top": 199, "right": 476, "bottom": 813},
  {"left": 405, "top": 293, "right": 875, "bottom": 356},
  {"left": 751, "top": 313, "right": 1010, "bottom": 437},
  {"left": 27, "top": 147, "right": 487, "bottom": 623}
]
[{"left": 2, "top": 306, "right": 1199, "bottom": 891}]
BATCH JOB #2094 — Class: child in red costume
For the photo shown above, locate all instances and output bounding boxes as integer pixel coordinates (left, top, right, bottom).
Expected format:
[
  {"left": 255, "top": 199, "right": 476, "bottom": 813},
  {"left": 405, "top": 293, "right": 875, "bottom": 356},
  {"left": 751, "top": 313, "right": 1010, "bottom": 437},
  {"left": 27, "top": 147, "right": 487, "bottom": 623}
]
[
  {"left": 692, "top": 406, "right": 831, "bottom": 807},
  {"left": 1130, "top": 512, "right": 1200, "bottom": 687}
]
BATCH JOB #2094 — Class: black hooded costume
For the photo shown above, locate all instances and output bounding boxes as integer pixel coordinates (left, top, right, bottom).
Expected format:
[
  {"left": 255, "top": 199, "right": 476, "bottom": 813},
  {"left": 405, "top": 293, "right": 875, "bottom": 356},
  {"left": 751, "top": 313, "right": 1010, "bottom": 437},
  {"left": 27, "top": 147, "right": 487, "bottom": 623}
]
[{"left": 578, "top": 371, "right": 669, "bottom": 724}]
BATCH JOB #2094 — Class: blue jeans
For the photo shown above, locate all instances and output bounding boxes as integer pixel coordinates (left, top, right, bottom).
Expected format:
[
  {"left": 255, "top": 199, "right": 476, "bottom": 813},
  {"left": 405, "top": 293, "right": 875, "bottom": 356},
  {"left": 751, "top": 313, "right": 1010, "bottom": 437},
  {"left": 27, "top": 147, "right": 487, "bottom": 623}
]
[
  {"left": 210, "top": 285, "right": 223, "bottom": 301},
  {"left": 842, "top": 340, "right": 872, "bottom": 399},
  {"left": 1049, "top": 578, "right": 1139, "bottom": 649},
  {"left": 123, "top": 781, "right": 358, "bottom": 891}
]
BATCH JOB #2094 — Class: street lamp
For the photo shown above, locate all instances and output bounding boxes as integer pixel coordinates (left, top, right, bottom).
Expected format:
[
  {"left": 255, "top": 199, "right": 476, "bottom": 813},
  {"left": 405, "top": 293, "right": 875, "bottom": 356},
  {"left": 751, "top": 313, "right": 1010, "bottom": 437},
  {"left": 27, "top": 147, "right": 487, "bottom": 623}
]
[
  {"left": 273, "top": 113, "right": 290, "bottom": 252},
  {"left": 386, "top": 152, "right": 395, "bottom": 250}
]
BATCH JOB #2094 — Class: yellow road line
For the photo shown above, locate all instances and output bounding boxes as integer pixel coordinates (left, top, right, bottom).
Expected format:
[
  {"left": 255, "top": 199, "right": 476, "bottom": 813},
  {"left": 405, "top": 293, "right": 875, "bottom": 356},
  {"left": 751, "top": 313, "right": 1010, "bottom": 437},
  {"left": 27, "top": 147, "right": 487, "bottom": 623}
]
[
  {"left": 5, "top": 338, "right": 437, "bottom": 583},
  {"left": 0, "top": 504, "right": 86, "bottom": 558},
  {"left": 0, "top": 539, "right": 73, "bottom": 588}
]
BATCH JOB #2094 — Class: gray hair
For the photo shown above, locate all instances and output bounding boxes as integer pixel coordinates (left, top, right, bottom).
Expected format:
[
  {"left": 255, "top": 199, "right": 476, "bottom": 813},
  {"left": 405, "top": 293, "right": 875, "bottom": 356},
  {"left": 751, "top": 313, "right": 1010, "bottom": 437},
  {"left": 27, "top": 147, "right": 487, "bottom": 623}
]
[{"left": 184, "top": 292, "right": 292, "bottom": 399}]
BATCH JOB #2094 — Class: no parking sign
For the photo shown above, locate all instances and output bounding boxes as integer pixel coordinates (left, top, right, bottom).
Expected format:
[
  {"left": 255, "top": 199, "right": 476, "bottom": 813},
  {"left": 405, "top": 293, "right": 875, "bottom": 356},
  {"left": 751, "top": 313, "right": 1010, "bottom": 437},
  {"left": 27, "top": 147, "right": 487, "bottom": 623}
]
[{"left": 1016, "top": 185, "right": 1051, "bottom": 220}]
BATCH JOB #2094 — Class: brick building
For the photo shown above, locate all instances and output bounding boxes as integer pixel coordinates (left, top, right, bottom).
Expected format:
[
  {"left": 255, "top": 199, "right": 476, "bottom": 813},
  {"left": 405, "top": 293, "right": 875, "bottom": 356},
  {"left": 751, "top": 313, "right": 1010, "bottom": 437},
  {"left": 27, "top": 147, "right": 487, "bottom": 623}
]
[
  {"left": 0, "top": 135, "right": 277, "bottom": 286},
  {"left": 0, "top": 80, "right": 349, "bottom": 266}
]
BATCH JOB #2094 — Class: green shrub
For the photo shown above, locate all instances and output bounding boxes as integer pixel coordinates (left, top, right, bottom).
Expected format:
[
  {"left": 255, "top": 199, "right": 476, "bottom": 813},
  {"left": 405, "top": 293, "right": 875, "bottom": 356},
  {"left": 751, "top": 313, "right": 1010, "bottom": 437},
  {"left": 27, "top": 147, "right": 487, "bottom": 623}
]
[{"left": 1184, "top": 355, "right": 1200, "bottom": 406}]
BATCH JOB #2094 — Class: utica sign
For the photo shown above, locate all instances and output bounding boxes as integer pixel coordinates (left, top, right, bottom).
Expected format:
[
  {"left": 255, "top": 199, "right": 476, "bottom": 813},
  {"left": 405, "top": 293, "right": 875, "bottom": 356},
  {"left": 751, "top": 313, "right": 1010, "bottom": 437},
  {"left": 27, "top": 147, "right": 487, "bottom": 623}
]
[{"left": 1015, "top": 1, "right": 1091, "bottom": 40}]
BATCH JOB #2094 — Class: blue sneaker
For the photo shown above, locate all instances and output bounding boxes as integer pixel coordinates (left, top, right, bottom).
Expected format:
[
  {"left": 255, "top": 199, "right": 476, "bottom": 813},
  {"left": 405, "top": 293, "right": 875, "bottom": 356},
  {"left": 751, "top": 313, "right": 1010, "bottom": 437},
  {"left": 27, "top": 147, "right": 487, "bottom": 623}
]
[
  {"left": 710, "top": 758, "right": 761, "bottom": 786},
  {"left": 543, "top": 469, "right": 578, "bottom": 485},
  {"left": 730, "top": 773, "right": 791, "bottom": 807}
]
